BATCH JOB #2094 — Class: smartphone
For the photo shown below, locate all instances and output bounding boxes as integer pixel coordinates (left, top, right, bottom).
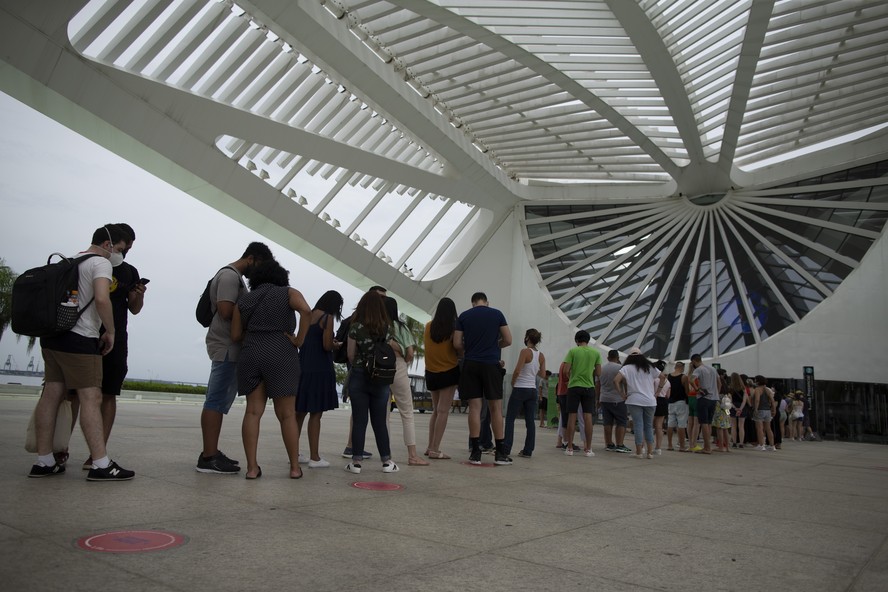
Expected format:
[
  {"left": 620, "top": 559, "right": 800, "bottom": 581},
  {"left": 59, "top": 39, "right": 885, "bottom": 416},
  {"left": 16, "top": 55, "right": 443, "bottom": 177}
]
[{"left": 139, "top": 278, "right": 150, "bottom": 285}]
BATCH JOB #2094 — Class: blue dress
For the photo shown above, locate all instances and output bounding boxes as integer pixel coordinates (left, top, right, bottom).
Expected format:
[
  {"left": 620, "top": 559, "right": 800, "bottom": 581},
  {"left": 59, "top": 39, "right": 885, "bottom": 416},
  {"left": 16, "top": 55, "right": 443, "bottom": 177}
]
[{"left": 296, "top": 314, "right": 339, "bottom": 412}]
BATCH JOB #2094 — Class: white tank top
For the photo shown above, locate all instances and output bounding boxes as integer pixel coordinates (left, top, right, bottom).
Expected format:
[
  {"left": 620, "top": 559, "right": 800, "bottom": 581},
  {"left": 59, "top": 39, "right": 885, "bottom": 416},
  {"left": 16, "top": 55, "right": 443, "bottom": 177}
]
[{"left": 515, "top": 349, "right": 541, "bottom": 389}]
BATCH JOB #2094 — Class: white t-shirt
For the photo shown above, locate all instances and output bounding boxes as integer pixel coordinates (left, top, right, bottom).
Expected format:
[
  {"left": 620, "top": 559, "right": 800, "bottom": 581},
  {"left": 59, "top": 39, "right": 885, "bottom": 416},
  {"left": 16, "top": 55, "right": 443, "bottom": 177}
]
[
  {"left": 619, "top": 364, "right": 658, "bottom": 407},
  {"left": 655, "top": 375, "right": 671, "bottom": 399},
  {"left": 72, "top": 252, "right": 113, "bottom": 339}
]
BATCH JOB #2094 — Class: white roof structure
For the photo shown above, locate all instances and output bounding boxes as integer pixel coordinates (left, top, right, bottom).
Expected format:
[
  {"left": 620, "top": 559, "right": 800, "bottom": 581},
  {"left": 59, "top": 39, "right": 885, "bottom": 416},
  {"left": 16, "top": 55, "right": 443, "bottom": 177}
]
[{"left": 2, "top": 0, "right": 887, "bottom": 378}]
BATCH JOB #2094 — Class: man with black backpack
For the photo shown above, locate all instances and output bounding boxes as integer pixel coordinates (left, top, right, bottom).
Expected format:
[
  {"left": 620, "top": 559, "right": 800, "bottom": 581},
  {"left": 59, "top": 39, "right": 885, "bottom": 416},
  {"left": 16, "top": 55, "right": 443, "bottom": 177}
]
[
  {"left": 28, "top": 224, "right": 135, "bottom": 481},
  {"left": 196, "top": 242, "right": 274, "bottom": 474}
]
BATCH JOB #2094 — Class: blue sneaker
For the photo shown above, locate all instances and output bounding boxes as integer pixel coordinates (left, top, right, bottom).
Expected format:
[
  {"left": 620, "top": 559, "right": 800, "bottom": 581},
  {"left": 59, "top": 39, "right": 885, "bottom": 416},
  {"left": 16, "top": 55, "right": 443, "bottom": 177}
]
[{"left": 341, "top": 447, "right": 373, "bottom": 459}]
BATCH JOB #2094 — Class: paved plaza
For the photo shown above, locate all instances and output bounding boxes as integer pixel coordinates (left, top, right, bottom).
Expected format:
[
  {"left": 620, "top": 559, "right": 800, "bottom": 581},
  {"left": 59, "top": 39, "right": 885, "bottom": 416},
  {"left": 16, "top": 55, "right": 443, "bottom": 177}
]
[{"left": 1, "top": 388, "right": 886, "bottom": 592}]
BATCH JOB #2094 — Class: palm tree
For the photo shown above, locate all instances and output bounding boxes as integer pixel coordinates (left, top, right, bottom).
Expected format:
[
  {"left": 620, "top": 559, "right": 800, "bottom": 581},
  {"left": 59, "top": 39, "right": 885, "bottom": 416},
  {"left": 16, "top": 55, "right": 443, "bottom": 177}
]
[{"left": 405, "top": 315, "right": 425, "bottom": 370}]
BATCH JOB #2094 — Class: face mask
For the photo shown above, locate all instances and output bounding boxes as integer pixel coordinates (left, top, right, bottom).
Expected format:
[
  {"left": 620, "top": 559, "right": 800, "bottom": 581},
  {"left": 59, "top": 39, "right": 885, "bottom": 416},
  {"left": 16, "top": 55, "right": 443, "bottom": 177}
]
[
  {"left": 100, "top": 244, "right": 124, "bottom": 267},
  {"left": 109, "top": 251, "right": 124, "bottom": 267}
]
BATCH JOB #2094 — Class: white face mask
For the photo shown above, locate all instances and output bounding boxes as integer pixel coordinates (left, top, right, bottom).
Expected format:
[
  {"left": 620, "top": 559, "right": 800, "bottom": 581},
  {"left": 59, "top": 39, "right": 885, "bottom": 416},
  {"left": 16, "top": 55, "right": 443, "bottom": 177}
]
[
  {"left": 102, "top": 226, "right": 125, "bottom": 267},
  {"left": 109, "top": 251, "right": 124, "bottom": 267},
  {"left": 101, "top": 244, "right": 124, "bottom": 267}
]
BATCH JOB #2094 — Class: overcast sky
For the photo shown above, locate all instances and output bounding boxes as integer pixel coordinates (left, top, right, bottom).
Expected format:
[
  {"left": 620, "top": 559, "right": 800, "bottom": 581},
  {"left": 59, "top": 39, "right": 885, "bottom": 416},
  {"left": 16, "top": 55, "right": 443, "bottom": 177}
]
[{"left": 0, "top": 91, "right": 368, "bottom": 384}]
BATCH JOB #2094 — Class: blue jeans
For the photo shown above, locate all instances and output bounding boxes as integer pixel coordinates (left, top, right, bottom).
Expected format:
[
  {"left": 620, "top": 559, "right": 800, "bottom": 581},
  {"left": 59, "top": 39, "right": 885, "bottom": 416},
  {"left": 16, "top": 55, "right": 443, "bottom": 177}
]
[
  {"left": 504, "top": 387, "right": 537, "bottom": 455},
  {"left": 204, "top": 353, "right": 238, "bottom": 414},
  {"left": 627, "top": 404, "right": 655, "bottom": 447},
  {"left": 348, "top": 368, "right": 391, "bottom": 463}
]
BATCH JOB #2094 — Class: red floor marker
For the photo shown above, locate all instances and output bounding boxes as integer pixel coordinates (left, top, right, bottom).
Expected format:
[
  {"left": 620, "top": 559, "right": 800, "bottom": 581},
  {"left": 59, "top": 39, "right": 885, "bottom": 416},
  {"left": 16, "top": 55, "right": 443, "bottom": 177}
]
[
  {"left": 76, "top": 530, "right": 186, "bottom": 553},
  {"left": 351, "top": 481, "right": 403, "bottom": 491}
]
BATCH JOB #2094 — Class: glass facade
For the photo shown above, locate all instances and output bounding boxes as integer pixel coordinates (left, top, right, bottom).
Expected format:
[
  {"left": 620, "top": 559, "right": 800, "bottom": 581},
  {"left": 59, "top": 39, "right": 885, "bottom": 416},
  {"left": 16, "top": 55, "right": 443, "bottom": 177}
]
[{"left": 524, "top": 160, "right": 888, "bottom": 359}]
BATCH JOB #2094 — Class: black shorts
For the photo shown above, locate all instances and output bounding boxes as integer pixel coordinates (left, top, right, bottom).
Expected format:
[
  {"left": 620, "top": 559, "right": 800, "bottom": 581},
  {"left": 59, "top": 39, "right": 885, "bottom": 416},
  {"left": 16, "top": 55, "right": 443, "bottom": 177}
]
[
  {"left": 426, "top": 365, "right": 460, "bottom": 391},
  {"left": 697, "top": 397, "right": 717, "bottom": 424},
  {"left": 101, "top": 342, "right": 129, "bottom": 396},
  {"left": 538, "top": 396, "right": 547, "bottom": 411},
  {"left": 600, "top": 401, "right": 628, "bottom": 427},
  {"left": 565, "top": 386, "right": 595, "bottom": 414},
  {"left": 654, "top": 397, "right": 669, "bottom": 417},
  {"left": 458, "top": 360, "right": 504, "bottom": 401}
]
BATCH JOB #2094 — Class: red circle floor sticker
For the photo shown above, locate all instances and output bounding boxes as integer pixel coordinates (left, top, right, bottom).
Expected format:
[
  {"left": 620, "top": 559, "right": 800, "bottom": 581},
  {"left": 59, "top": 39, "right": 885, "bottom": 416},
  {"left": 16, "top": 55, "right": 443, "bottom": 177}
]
[
  {"left": 352, "top": 481, "right": 403, "bottom": 491},
  {"left": 76, "top": 530, "right": 186, "bottom": 553}
]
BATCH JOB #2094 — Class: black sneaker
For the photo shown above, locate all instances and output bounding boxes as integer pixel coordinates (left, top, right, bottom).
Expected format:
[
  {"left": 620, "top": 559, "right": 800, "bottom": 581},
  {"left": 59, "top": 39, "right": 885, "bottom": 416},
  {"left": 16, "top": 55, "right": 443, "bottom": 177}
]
[
  {"left": 494, "top": 451, "right": 513, "bottom": 465},
  {"left": 196, "top": 452, "right": 240, "bottom": 474},
  {"left": 28, "top": 463, "right": 65, "bottom": 478},
  {"left": 605, "top": 443, "right": 617, "bottom": 452},
  {"left": 517, "top": 450, "right": 532, "bottom": 458},
  {"left": 480, "top": 446, "right": 494, "bottom": 455},
  {"left": 468, "top": 449, "right": 482, "bottom": 465},
  {"left": 615, "top": 445, "right": 632, "bottom": 454},
  {"left": 86, "top": 461, "right": 135, "bottom": 481},
  {"left": 217, "top": 450, "right": 240, "bottom": 466}
]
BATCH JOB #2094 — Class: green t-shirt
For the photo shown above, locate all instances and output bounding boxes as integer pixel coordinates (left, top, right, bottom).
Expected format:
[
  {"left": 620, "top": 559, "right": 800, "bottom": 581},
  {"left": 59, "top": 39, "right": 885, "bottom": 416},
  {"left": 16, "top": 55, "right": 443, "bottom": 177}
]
[{"left": 563, "top": 346, "right": 602, "bottom": 388}]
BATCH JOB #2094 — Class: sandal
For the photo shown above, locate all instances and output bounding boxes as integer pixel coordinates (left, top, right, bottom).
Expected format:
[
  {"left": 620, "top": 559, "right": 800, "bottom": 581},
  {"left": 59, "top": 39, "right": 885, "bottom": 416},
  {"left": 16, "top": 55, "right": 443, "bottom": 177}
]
[
  {"left": 409, "top": 457, "right": 430, "bottom": 466},
  {"left": 427, "top": 450, "right": 451, "bottom": 460}
]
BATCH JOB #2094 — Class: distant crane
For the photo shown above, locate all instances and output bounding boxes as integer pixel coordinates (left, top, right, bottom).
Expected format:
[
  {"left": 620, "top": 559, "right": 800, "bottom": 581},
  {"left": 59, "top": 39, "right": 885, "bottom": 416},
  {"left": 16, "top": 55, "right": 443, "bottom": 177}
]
[
  {"left": 2, "top": 355, "right": 13, "bottom": 371},
  {"left": 26, "top": 357, "right": 36, "bottom": 372}
]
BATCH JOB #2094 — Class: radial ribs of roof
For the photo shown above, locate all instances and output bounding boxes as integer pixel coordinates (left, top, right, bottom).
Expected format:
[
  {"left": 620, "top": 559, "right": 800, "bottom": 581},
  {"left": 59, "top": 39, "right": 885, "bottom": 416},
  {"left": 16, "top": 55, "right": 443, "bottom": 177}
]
[
  {"left": 736, "top": 0, "right": 888, "bottom": 169},
  {"left": 522, "top": 163, "right": 888, "bottom": 358}
]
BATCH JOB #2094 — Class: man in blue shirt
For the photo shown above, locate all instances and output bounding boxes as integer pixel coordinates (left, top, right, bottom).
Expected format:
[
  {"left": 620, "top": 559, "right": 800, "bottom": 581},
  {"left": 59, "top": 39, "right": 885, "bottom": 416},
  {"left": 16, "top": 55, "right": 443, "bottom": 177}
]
[{"left": 453, "top": 292, "right": 512, "bottom": 465}]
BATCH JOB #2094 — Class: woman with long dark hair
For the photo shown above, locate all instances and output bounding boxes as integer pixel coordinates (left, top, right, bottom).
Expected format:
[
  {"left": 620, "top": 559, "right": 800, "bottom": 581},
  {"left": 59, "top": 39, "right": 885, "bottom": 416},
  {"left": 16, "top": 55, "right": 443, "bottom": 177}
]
[
  {"left": 345, "top": 291, "right": 398, "bottom": 474},
  {"left": 385, "top": 296, "right": 429, "bottom": 466},
  {"left": 295, "top": 290, "right": 343, "bottom": 469},
  {"left": 231, "top": 260, "right": 311, "bottom": 479},
  {"left": 729, "top": 372, "right": 748, "bottom": 448},
  {"left": 423, "top": 297, "right": 460, "bottom": 459},
  {"left": 613, "top": 348, "right": 661, "bottom": 459}
]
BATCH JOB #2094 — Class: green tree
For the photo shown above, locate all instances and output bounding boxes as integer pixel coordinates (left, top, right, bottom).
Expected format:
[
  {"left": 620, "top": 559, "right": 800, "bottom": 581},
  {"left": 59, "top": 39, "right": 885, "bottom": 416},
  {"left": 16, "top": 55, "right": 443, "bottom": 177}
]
[
  {"left": 0, "top": 258, "right": 37, "bottom": 353},
  {"left": 405, "top": 315, "right": 425, "bottom": 370},
  {"left": 0, "top": 258, "right": 15, "bottom": 344}
]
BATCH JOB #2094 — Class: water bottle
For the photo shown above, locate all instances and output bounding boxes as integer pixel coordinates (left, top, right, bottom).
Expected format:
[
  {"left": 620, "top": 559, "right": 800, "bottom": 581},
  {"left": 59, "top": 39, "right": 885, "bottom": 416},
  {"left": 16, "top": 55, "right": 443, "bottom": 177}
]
[{"left": 62, "top": 290, "right": 78, "bottom": 308}]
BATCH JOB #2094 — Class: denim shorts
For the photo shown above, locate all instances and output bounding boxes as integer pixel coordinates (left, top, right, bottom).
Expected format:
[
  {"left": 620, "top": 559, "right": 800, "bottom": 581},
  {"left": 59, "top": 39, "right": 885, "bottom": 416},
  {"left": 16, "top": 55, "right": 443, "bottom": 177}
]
[
  {"left": 204, "top": 355, "right": 238, "bottom": 414},
  {"left": 667, "top": 401, "right": 689, "bottom": 428},
  {"left": 754, "top": 409, "right": 773, "bottom": 423}
]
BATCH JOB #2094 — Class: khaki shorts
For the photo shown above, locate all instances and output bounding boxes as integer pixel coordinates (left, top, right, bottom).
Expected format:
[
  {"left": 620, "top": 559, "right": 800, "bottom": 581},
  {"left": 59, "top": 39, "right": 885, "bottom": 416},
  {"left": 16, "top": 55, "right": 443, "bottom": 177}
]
[{"left": 43, "top": 348, "right": 103, "bottom": 390}]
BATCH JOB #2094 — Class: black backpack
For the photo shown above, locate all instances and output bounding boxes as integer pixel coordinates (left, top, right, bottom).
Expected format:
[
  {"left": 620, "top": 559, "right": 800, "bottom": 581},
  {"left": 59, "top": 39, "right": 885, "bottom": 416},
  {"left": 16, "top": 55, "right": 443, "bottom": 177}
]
[
  {"left": 365, "top": 338, "right": 397, "bottom": 385},
  {"left": 195, "top": 266, "right": 235, "bottom": 328},
  {"left": 11, "top": 253, "right": 101, "bottom": 337}
]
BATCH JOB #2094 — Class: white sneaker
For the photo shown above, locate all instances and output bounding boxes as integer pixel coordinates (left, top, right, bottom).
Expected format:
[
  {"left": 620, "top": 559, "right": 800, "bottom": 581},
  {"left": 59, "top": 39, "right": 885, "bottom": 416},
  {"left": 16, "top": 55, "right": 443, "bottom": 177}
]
[
  {"left": 766, "top": 445, "right": 776, "bottom": 451},
  {"left": 308, "top": 458, "right": 330, "bottom": 468},
  {"left": 298, "top": 453, "right": 309, "bottom": 464},
  {"left": 646, "top": 453, "right": 654, "bottom": 459},
  {"left": 754, "top": 445, "right": 766, "bottom": 451},
  {"left": 564, "top": 448, "right": 574, "bottom": 456},
  {"left": 584, "top": 449, "right": 595, "bottom": 457},
  {"left": 382, "top": 461, "right": 399, "bottom": 473},
  {"left": 345, "top": 463, "right": 362, "bottom": 474},
  {"left": 654, "top": 448, "right": 662, "bottom": 455},
  {"left": 632, "top": 454, "right": 644, "bottom": 459}
]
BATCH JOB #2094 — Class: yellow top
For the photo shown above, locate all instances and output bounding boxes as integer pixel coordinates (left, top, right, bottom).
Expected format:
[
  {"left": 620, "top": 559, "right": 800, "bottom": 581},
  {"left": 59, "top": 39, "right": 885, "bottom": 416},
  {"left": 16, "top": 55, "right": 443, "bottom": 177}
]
[{"left": 423, "top": 322, "right": 458, "bottom": 372}]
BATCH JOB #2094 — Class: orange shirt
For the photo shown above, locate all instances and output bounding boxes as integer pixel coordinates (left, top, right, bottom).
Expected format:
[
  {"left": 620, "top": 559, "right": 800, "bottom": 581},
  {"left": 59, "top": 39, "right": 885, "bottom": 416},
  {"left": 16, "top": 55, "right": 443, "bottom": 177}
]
[{"left": 423, "top": 322, "right": 458, "bottom": 372}]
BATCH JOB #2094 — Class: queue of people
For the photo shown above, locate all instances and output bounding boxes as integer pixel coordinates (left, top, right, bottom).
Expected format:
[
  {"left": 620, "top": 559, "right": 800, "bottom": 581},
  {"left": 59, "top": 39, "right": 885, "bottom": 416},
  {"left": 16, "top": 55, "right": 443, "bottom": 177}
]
[{"left": 27, "top": 233, "right": 810, "bottom": 482}]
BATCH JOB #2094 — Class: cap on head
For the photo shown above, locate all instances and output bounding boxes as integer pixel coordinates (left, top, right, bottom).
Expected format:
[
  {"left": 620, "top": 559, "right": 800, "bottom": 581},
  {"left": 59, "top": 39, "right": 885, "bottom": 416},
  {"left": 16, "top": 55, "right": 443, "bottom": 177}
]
[{"left": 629, "top": 347, "right": 642, "bottom": 355}]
